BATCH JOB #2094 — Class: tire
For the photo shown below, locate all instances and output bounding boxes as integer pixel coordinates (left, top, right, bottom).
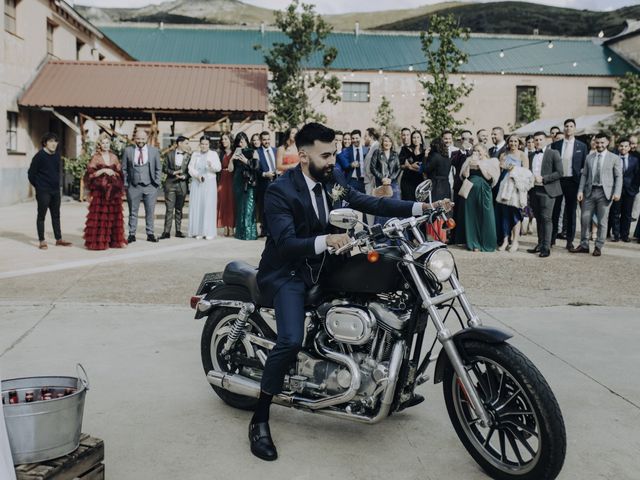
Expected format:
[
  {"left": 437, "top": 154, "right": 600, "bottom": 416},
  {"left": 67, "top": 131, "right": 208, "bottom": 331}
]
[
  {"left": 200, "top": 287, "right": 273, "bottom": 411},
  {"left": 442, "top": 341, "right": 566, "bottom": 480}
]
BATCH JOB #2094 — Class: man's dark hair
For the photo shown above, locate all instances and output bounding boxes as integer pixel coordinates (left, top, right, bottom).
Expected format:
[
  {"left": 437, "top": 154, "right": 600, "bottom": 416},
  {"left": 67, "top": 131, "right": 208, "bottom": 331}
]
[
  {"left": 550, "top": 126, "right": 561, "bottom": 132},
  {"left": 595, "top": 132, "right": 609, "bottom": 141},
  {"left": 366, "top": 127, "right": 380, "bottom": 141},
  {"left": 401, "top": 127, "right": 411, "bottom": 134},
  {"left": 460, "top": 130, "right": 472, "bottom": 137},
  {"left": 533, "top": 131, "right": 546, "bottom": 138},
  {"left": 41, "top": 132, "right": 59, "bottom": 146},
  {"left": 563, "top": 118, "right": 576, "bottom": 127},
  {"left": 492, "top": 126, "right": 504, "bottom": 134},
  {"left": 176, "top": 135, "right": 188, "bottom": 144},
  {"left": 476, "top": 129, "right": 487, "bottom": 136},
  {"left": 350, "top": 129, "right": 362, "bottom": 137},
  {"left": 618, "top": 137, "right": 630, "bottom": 144},
  {"left": 334, "top": 130, "right": 343, "bottom": 136},
  {"left": 441, "top": 130, "right": 453, "bottom": 137},
  {"left": 295, "top": 122, "right": 335, "bottom": 150},
  {"left": 525, "top": 135, "right": 534, "bottom": 142},
  {"left": 199, "top": 135, "right": 210, "bottom": 143},
  {"left": 260, "top": 130, "right": 270, "bottom": 138}
]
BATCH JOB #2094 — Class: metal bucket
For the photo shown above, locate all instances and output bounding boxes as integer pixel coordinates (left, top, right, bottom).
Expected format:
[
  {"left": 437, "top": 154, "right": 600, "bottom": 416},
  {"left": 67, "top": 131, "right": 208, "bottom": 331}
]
[{"left": 1, "top": 364, "right": 89, "bottom": 465}]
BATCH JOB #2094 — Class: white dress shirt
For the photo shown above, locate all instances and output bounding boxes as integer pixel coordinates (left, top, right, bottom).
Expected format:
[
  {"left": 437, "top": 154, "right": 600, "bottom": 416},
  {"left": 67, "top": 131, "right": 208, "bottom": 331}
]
[
  {"left": 175, "top": 150, "right": 184, "bottom": 168},
  {"left": 532, "top": 151, "right": 544, "bottom": 184},
  {"left": 134, "top": 145, "right": 149, "bottom": 165},
  {"left": 351, "top": 145, "right": 364, "bottom": 179},
  {"left": 561, "top": 138, "right": 574, "bottom": 177}
]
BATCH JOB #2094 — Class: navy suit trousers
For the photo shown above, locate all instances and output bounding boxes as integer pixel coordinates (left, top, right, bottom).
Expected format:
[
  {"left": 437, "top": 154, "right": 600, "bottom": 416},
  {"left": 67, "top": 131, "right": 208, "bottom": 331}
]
[{"left": 260, "top": 278, "right": 306, "bottom": 395}]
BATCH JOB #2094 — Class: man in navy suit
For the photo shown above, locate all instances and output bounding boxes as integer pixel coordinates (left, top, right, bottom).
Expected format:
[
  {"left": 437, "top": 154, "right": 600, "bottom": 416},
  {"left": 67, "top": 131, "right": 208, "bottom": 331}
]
[
  {"left": 249, "top": 123, "right": 435, "bottom": 462},
  {"left": 609, "top": 138, "right": 639, "bottom": 242},
  {"left": 489, "top": 126, "right": 507, "bottom": 158},
  {"left": 336, "top": 129, "right": 368, "bottom": 193},
  {"left": 256, "top": 131, "right": 278, "bottom": 237},
  {"left": 550, "top": 118, "right": 587, "bottom": 249}
]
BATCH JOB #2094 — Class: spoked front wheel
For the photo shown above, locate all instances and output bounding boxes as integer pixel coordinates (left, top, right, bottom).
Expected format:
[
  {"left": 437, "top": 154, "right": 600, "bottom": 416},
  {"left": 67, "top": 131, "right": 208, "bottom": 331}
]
[{"left": 443, "top": 341, "right": 566, "bottom": 480}]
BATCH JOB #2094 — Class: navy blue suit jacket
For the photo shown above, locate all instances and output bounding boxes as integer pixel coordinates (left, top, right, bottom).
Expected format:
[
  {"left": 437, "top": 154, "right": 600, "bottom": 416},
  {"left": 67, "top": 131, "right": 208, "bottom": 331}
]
[
  {"left": 257, "top": 146, "right": 277, "bottom": 174},
  {"left": 337, "top": 145, "right": 369, "bottom": 177},
  {"left": 620, "top": 153, "right": 639, "bottom": 196},
  {"left": 550, "top": 139, "right": 587, "bottom": 179},
  {"left": 257, "top": 165, "right": 415, "bottom": 300}
]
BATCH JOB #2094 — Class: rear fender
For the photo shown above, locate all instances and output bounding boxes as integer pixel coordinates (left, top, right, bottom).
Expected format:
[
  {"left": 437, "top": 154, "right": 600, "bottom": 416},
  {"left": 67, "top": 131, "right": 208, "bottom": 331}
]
[{"left": 433, "top": 326, "right": 513, "bottom": 384}]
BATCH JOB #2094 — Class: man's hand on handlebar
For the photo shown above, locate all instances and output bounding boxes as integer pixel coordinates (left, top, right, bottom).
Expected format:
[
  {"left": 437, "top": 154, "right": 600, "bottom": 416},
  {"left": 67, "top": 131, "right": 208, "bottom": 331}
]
[
  {"left": 326, "top": 233, "right": 351, "bottom": 252},
  {"left": 421, "top": 198, "right": 454, "bottom": 214}
]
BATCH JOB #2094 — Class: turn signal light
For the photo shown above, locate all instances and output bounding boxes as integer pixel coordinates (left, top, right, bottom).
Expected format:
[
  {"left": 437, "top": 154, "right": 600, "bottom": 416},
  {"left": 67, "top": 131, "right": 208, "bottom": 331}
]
[
  {"left": 446, "top": 218, "right": 456, "bottom": 230},
  {"left": 190, "top": 296, "right": 202, "bottom": 309},
  {"left": 367, "top": 250, "right": 380, "bottom": 263}
]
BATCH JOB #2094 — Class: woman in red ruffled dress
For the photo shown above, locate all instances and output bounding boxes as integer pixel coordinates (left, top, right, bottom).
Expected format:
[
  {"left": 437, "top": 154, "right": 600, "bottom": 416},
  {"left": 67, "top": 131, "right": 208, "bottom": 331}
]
[{"left": 83, "top": 134, "right": 127, "bottom": 250}]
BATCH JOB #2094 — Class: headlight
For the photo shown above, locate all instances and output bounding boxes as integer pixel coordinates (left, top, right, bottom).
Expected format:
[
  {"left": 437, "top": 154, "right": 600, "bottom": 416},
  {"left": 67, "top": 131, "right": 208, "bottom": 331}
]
[{"left": 425, "top": 248, "right": 455, "bottom": 282}]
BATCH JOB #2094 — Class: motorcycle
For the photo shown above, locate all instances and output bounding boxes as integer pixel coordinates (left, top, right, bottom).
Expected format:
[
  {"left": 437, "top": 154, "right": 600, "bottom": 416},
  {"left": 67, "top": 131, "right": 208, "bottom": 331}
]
[{"left": 190, "top": 180, "right": 566, "bottom": 480}]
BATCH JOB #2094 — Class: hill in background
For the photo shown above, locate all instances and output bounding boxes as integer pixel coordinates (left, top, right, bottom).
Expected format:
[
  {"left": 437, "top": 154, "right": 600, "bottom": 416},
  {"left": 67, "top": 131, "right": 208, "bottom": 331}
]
[{"left": 75, "top": 0, "right": 639, "bottom": 37}]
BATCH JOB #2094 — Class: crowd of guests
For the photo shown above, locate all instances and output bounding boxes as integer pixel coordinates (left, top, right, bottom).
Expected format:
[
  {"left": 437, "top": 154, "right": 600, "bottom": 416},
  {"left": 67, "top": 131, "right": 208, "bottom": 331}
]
[{"left": 27, "top": 121, "right": 640, "bottom": 257}]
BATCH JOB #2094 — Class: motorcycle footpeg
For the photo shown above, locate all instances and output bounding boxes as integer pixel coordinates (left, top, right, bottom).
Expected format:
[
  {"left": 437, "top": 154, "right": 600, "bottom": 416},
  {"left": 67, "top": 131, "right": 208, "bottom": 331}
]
[{"left": 397, "top": 393, "right": 426, "bottom": 412}]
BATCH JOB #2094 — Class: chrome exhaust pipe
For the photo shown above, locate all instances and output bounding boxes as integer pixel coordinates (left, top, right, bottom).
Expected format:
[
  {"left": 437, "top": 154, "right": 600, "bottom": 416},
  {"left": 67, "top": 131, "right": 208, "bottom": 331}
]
[
  {"left": 315, "top": 340, "right": 406, "bottom": 424},
  {"left": 207, "top": 370, "right": 261, "bottom": 399}
]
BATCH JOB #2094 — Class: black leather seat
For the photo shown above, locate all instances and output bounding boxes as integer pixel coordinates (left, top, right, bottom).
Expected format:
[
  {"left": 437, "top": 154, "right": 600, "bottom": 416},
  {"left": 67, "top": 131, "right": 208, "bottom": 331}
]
[{"left": 222, "top": 261, "right": 324, "bottom": 307}]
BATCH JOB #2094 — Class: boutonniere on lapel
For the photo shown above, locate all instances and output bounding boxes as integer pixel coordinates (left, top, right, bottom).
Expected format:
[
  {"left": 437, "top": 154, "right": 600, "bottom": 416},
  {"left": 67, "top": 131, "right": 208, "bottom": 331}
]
[{"left": 328, "top": 183, "right": 347, "bottom": 203}]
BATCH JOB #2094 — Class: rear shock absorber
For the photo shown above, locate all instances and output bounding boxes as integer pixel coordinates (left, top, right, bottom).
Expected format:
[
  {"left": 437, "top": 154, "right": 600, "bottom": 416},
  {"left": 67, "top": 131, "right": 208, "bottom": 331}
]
[{"left": 221, "top": 303, "right": 255, "bottom": 355}]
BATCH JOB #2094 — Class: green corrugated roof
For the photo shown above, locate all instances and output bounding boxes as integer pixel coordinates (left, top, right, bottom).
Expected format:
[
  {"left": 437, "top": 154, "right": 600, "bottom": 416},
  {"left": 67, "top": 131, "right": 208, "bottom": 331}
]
[{"left": 101, "top": 26, "right": 636, "bottom": 76}]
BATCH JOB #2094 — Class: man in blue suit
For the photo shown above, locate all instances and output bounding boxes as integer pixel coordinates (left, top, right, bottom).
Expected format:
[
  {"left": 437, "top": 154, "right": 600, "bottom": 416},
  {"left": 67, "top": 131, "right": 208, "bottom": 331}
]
[
  {"left": 550, "top": 118, "right": 587, "bottom": 250},
  {"left": 249, "top": 123, "right": 436, "bottom": 462},
  {"left": 609, "top": 138, "right": 639, "bottom": 242},
  {"left": 336, "top": 129, "right": 368, "bottom": 193},
  {"left": 256, "top": 131, "right": 278, "bottom": 237}
]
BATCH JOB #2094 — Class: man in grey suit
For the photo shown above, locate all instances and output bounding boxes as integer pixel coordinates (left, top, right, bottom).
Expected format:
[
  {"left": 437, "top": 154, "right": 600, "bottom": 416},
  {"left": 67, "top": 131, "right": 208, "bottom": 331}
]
[
  {"left": 570, "top": 132, "right": 622, "bottom": 256},
  {"left": 526, "top": 131, "right": 563, "bottom": 258},
  {"left": 122, "top": 130, "right": 162, "bottom": 243},
  {"left": 161, "top": 135, "right": 190, "bottom": 239}
]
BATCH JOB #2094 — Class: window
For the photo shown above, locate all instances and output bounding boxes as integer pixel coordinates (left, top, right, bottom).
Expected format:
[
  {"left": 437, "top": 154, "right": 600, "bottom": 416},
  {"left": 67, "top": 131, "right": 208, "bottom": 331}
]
[
  {"left": 76, "top": 39, "right": 84, "bottom": 60},
  {"left": 342, "top": 82, "right": 370, "bottom": 103},
  {"left": 5, "top": 0, "right": 17, "bottom": 34},
  {"left": 515, "top": 85, "right": 537, "bottom": 124},
  {"left": 46, "top": 21, "right": 55, "bottom": 55},
  {"left": 588, "top": 87, "right": 612, "bottom": 106},
  {"left": 6, "top": 112, "right": 18, "bottom": 152}
]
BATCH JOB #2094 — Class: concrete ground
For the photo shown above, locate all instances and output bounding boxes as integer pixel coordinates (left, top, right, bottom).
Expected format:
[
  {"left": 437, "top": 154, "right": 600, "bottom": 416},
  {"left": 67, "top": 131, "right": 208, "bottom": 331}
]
[{"left": 1, "top": 200, "right": 639, "bottom": 479}]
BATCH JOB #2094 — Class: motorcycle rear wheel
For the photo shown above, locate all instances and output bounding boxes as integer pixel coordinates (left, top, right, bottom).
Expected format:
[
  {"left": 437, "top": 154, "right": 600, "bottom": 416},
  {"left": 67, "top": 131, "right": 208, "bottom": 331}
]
[
  {"left": 442, "top": 340, "right": 566, "bottom": 480},
  {"left": 201, "top": 305, "right": 271, "bottom": 411}
]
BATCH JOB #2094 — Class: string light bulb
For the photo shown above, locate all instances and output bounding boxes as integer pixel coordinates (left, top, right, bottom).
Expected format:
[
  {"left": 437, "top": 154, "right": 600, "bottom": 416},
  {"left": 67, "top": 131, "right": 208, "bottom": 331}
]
[
  {"left": 499, "top": 49, "right": 505, "bottom": 58},
  {"left": 548, "top": 40, "right": 554, "bottom": 49},
  {"left": 408, "top": 65, "right": 414, "bottom": 71},
  {"left": 573, "top": 62, "right": 578, "bottom": 67},
  {"left": 607, "top": 56, "right": 612, "bottom": 62},
  {"left": 539, "top": 66, "right": 544, "bottom": 72},
  {"left": 598, "top": 30, "right": 604, "bottom": 38},
  {"left": 378, "top": 69, "right": 383, "bottom": 75}
]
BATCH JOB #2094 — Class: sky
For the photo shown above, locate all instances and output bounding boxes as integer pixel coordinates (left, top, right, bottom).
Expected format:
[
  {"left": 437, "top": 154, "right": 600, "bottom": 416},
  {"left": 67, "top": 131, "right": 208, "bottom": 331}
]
[{"left": 73, "top": 0, "right": 639, "bottom": 13}]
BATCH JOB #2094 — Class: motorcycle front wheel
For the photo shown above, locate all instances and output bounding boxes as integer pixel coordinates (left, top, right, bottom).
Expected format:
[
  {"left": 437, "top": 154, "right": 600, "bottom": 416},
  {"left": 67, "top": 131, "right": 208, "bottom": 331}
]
[{"left": 442, "top": 341, "right": 566, "bottom": 480}]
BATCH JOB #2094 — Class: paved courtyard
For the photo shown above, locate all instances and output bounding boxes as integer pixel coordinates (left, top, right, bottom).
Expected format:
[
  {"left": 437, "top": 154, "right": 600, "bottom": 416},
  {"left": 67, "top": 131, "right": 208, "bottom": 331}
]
[{"left": 1, "top": 200, "right": 639, "bottom": 479}]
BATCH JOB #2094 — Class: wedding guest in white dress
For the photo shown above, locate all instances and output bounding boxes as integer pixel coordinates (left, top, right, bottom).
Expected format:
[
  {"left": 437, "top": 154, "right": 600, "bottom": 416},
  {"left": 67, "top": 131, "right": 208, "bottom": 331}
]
[{"left": 188, "top": 136, "right": 221, "bottom": 239}]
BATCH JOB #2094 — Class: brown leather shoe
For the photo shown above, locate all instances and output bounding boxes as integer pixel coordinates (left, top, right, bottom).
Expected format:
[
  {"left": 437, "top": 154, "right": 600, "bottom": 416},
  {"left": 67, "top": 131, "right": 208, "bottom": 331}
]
[
  {"left": 569, "top": 245, "right": 589, "bottom": 254},
  {"left": 38, "top": 242, "right": 48, "bottom": 250},
  {"left": 592, "top": 247, "right": 602, "bottom": 257},
  {"left": 55, "top": 239, "right": 72, "bottom": 247}
]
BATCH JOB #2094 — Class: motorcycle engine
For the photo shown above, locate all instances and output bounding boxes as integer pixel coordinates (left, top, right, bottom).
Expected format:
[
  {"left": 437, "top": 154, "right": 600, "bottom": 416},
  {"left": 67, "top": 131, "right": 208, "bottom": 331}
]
[{"left": 324, "top": 304, "right": 376, "bottom": 345}]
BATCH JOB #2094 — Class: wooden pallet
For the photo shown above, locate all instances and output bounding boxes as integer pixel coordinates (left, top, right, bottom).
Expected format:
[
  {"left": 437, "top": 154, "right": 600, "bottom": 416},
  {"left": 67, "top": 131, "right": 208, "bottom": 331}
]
[{"left": 15, "top": 434, "right": 104, "bottom": 480}]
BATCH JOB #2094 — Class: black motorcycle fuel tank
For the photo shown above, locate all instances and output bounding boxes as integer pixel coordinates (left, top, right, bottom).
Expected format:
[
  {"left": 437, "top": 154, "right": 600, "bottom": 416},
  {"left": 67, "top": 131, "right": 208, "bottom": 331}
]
[{"left": 323, "top": 246, "right": 403, "bottom": 294}]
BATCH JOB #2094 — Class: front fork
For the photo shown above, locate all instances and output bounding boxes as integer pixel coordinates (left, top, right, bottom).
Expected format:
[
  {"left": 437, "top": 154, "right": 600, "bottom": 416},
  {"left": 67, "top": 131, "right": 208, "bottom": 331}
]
[{"left": 402, "top": 242, "right": 492, "bottom": 427}]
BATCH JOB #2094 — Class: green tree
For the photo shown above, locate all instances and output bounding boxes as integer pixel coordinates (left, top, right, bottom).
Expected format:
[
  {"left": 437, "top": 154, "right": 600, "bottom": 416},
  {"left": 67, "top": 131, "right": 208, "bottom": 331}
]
[
  {"left": 611, "top": 72, "right": 640, "bottom": 136},
  {"left": 418, "top": 14, "right": 472, "bottom": 138},
  {"left": 256, "top": 0, "right": 341, "bottom": 131},
  {"left": 510, "top": 89, "right": 544, "bottom": 130},
  {"left": 373, "top": 96, "right": 399, "bottom": 138}
]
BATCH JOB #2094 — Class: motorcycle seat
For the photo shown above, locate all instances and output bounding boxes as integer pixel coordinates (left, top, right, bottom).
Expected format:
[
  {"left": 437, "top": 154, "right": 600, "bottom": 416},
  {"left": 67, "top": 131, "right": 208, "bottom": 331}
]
[{"left": 222, "top": 261, "right": 324, "bottom": 308}]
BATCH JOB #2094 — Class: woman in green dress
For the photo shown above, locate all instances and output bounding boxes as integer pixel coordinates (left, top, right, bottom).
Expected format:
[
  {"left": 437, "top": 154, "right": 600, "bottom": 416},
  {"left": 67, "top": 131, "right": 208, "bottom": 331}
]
[
  {"left": 460, "top": 144, "right": 501, "bottom": 252},
  {"left": 231, "top": 132, "right": 259, "bottom": 240}
]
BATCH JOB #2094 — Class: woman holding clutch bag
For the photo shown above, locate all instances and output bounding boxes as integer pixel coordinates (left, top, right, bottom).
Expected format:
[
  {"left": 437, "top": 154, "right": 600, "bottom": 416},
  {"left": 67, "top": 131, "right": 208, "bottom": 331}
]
[
  {"left": 460, "top": 144, "right": 500, "bottom": 252},
  {"left": 370, "top": 134, "right": 401, "bottom": 225},
  {"left": 422, "top": 138, "right": 452, "bottom": 241}
]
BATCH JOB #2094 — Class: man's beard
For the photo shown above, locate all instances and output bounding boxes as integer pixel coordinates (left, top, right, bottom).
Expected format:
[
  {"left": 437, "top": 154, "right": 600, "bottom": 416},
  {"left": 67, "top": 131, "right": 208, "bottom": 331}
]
[{"left": 309, "top": 162, "right": 334, "bottom": 183}]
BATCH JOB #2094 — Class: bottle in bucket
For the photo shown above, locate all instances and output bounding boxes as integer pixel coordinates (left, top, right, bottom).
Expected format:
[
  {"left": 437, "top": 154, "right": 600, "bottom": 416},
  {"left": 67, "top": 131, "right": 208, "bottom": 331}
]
[
  {"left": 8, "top": 390, "right": 19, "bottom": 404},
  {"left": 64, "top": 388, "right": 76, "bottom": 396},
  {"left": 40, "top": 387, "right": 50, "bottom": 401},
  {"left": 25, "top": 391, "right": 35, "bottom": 403}
]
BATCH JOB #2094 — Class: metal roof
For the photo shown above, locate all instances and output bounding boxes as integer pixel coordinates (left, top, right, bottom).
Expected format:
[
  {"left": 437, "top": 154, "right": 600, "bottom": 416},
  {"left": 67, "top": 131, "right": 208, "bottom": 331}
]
[
  {"left": 19, "top": 61, "right": 268, "bottom": 119},
  {"left": 100, "top": 26, "right": 637, "bottom": 77}
]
